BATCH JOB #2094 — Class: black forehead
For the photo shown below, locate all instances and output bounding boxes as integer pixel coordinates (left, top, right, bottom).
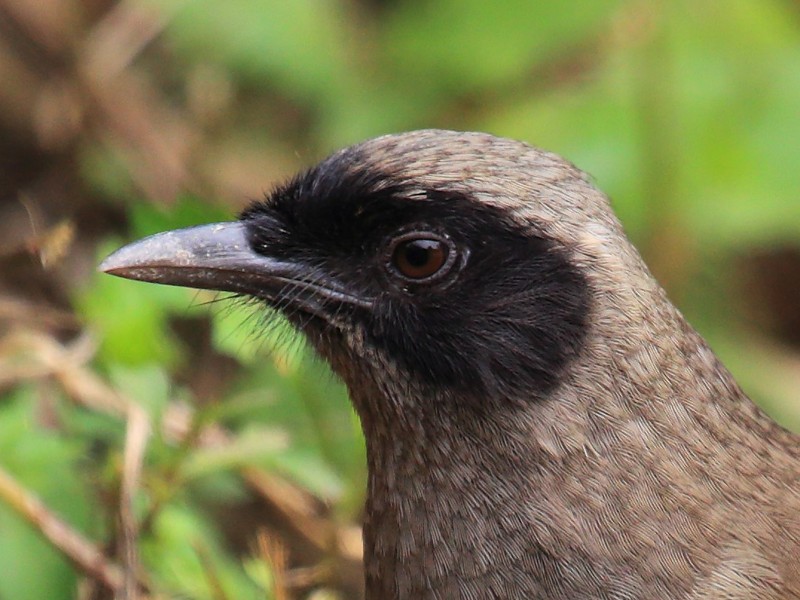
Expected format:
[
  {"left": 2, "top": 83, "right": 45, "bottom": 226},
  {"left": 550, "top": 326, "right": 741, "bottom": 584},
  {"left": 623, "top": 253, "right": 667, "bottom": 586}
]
[{"left": 240, "top": 148, "right": 530, "bottom": 252}]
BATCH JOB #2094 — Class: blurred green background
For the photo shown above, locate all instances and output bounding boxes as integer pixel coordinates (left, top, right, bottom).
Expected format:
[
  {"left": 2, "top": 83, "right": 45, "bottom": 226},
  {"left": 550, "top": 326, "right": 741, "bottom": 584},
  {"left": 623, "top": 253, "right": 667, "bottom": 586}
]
[{"left": 0, "top": 0, "right": 798, "bottom": 598}]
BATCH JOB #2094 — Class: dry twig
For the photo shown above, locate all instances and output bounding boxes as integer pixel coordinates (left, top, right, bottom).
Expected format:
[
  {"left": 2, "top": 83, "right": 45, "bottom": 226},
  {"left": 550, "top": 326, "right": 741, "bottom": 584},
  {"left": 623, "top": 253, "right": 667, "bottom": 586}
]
[
  {"left": 0, "top": 464, "right": 125, "bottom": 593},
  {"left": 119, "top": 403, "right": 151, "bottom": 600}
]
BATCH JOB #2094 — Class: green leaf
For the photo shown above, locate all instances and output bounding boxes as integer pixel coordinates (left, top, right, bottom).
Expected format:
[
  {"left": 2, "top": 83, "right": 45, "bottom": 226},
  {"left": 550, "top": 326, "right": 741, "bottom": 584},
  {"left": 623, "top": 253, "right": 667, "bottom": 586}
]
[
  {"left": 161, "top": 0, "right": 350, "bottom": 99},
  {"left": 77, "top": 259, "right": 185, "bottom": 366},
  {"left": 384, "top": 0, "right": 622, "bottom": 92},
  {"left": 141, "top": 502, "right": 263, "bottom": 599},
  {"left": 181, "top": 425, "right": 288, "bottom": 481},
  {"left": 107, "top": 363, "right": 173, "bottom": 419}
]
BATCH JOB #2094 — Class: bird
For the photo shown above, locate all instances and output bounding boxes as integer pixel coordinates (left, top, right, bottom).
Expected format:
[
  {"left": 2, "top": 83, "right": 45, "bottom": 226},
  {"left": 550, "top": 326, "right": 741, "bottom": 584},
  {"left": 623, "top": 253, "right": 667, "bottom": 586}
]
[{"left": 101, "top": 130, "right": 800, "bottom": 599}]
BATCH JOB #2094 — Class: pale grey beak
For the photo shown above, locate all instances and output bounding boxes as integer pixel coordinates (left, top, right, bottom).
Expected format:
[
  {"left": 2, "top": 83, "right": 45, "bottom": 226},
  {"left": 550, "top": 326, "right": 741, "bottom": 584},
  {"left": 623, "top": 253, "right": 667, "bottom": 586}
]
[
  {"left": 99, "top": 222, "right": 281, "bottom": 295},
  {"left": 100, "top": 221, "right": 369, "bottom": 310}
]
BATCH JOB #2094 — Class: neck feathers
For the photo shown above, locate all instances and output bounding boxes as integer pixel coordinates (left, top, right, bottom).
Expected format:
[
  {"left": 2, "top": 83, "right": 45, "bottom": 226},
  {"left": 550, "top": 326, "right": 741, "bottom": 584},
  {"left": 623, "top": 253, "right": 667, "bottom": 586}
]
[{"left": 353, "top": 301, "right": 800, "bottom": 599}]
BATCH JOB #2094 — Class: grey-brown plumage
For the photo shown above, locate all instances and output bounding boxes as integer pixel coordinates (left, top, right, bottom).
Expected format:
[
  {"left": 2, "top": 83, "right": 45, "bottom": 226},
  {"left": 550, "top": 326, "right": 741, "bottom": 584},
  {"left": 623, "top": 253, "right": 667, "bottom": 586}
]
[{"left": 101, "top": 130, "right": 800, "bottom": 599}]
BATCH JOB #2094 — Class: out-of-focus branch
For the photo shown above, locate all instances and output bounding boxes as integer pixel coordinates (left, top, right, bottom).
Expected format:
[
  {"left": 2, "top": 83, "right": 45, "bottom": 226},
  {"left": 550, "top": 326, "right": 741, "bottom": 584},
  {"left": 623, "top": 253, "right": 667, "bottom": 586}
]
[
  {"left": 258, "top": 530, "right": 290, "bottom": 600},
  {"left": 0, "top": 464, "right": 126, "bottom": 593},
  {"left": 81, "top": 0, "right": 190, "bottom": 82},
  {"left": 120, "top": 403, "right": 151, "bottom": 600}
]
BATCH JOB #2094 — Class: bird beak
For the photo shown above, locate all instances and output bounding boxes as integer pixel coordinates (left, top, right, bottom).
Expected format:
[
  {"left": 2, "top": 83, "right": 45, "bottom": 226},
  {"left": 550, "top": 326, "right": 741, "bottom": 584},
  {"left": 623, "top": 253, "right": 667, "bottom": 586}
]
[
  {"left": 99, "top": 221, "right": 290, "bottom": 296},
  {"left": 99, "top": 221, "right": 370, "bottom": 312}
]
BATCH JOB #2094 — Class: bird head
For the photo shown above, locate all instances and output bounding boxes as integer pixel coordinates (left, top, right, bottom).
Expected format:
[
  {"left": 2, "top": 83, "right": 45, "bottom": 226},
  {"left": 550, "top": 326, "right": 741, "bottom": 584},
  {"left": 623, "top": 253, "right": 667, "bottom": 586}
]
[{"left": 101, "top": 130, "right": 646, "bottom": 427}]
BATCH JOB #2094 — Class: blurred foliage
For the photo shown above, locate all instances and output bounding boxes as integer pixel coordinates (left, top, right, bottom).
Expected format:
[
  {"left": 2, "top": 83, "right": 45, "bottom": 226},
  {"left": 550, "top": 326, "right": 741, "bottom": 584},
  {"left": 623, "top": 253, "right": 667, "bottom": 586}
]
[{"left": 0, "top": 0, "right": 798, "bottom": 598}]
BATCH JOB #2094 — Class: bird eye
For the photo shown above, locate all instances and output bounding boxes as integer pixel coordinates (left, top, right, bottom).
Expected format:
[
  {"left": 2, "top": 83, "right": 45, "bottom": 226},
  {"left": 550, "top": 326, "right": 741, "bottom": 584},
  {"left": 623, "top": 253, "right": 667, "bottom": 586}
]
[{"left": 389, "top": 233, "right": 456, "bottom": 282}]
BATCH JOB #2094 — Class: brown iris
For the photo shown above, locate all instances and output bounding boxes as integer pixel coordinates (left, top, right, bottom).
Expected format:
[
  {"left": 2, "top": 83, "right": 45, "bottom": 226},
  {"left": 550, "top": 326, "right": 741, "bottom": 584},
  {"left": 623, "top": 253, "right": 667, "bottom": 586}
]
[{"left": 391, "top": 236, "right": 450, "bottom": 280}]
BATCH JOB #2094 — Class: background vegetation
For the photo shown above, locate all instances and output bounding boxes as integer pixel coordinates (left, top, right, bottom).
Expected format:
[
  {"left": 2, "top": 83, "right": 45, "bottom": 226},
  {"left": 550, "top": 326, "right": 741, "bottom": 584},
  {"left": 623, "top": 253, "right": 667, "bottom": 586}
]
[{"left": 0, "top": 0, "right": 798, "bottom": 598}]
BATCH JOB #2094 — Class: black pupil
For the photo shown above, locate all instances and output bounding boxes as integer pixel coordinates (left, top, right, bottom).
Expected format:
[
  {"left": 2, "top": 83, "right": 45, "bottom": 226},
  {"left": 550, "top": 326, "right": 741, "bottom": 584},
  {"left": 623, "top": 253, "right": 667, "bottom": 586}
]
[{"left": 404, "top": 240, "right": 438, "bottom": 266}]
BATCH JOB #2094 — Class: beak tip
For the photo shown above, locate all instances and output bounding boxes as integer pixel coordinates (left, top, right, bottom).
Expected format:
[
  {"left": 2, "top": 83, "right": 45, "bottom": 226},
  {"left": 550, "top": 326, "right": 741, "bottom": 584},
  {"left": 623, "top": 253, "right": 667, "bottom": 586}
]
[
  {"left": 96, "top": 221, "right": 249, "bottom": 284},
  {"left": 98, "top": 244, "right": 149, "bottom": 277},
  {"left": 98, "top": 254, "right": 120, "bottom": 274}
]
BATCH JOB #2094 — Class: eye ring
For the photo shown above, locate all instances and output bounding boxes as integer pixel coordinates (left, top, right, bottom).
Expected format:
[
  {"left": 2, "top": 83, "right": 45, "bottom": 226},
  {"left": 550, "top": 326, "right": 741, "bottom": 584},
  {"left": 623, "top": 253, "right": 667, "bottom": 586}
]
[{"left": 386, "top": 231, "right": 459, "bottom": 284}]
